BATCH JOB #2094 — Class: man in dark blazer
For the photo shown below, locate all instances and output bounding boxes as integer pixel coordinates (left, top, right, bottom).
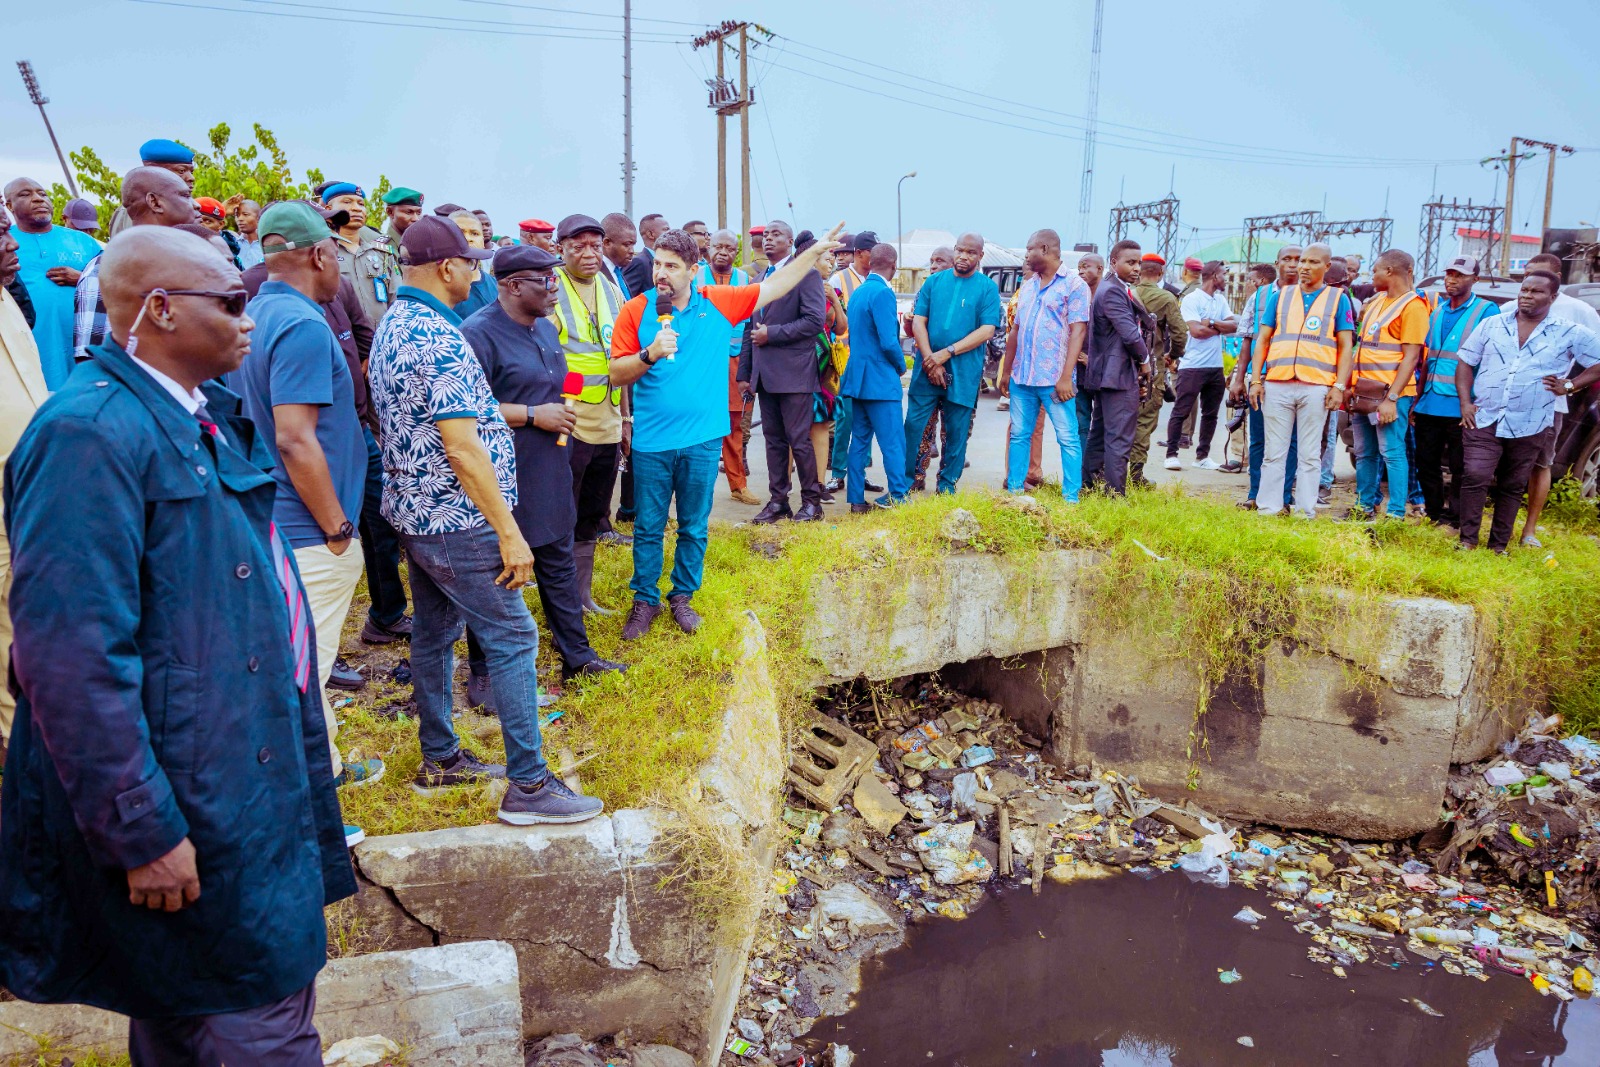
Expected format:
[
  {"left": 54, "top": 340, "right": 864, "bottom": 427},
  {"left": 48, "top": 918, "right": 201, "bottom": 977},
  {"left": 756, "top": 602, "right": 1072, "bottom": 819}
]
[
  {"left": 839, "top": 243, "right": 910, "bottom": 511},
  {"left": 738, "top": 220, "right": 827, "bottom": 522},
  {"left": 621, "top": 212, "right": 667, "bottom": 299},
  {"left": 1081, "top": 239, "right": 1153, "bottom": 495},
  {"left": 1, "top": 227, "right": 355, "bottom": 1063}
]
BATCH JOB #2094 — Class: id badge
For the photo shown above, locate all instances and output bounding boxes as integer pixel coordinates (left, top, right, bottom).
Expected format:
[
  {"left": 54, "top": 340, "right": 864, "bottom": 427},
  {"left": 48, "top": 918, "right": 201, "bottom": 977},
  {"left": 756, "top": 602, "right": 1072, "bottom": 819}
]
[{"left": 373, "top": 276, "right": 390, "bottom": 304}]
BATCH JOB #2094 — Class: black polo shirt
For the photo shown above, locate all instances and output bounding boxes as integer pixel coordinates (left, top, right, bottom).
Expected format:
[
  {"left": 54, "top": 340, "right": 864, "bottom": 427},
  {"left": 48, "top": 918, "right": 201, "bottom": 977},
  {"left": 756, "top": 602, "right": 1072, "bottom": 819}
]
[{"left": 460, "top": 301, "right": 577, "bottom": 548}]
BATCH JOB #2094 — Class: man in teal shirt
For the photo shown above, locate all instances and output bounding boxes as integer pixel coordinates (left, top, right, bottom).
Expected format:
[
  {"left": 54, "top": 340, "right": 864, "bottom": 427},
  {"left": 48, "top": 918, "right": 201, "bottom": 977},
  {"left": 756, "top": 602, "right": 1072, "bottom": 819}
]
[
  {"left": 903, "top": 232, "right": 1002, "bottom": 493},
  {"left": 3, "top": 177, "right": 100, "bottom": 389}
]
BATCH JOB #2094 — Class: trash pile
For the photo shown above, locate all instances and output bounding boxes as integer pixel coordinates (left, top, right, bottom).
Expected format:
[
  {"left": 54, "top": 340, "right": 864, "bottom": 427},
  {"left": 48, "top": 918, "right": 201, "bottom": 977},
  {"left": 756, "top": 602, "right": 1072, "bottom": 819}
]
[{"left": 719, "top": 680, "right": 1600, "bottom": 1065}]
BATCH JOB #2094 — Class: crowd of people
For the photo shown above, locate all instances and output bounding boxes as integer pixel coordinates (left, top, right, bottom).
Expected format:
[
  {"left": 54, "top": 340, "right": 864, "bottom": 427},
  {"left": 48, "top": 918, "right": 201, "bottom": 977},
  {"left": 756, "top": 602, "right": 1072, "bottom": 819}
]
[{"left": 2, "top": 133, "right": 1599, "bottom": 1063}]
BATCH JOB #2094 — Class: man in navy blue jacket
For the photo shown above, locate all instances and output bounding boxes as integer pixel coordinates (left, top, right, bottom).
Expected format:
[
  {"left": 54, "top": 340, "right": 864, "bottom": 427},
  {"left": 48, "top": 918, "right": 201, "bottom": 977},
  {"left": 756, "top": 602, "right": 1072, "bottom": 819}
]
[
  {"left": 1, "top": 227, "right": 354, "bottom": 1064},
  {"left": 839, "top": 243, "right": 910, "bottom": 511},
  {"left": 1082, "top": 239, "right": 1153, "bottom": 495}
]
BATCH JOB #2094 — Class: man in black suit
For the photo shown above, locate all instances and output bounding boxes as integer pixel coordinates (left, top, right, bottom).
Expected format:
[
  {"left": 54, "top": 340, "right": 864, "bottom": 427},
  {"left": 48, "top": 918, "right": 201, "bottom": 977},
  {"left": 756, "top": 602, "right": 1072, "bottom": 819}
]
[
  {"left": 738, "top": 220, "right": 827, "bottom": 522},
  {"left": 1081, "top": 239, "right": 1153, "bottom": 495},
  {"left": 621, "top": 212, "right": 667, "bottom": 298}
]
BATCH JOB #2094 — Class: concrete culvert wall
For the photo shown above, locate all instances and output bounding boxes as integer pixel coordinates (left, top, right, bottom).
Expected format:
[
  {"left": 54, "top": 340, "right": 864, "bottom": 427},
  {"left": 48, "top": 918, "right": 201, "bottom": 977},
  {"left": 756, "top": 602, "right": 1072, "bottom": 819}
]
[{"left": 806, "top": 548, "right": 1509, "bottom": 840}]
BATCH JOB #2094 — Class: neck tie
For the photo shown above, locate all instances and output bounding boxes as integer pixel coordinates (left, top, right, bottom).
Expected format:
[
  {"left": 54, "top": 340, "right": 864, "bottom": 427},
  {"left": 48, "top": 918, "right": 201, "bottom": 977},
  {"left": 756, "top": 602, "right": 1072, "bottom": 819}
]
[{"left": 195, "top": 403, "right": 312, "bottom": 692}]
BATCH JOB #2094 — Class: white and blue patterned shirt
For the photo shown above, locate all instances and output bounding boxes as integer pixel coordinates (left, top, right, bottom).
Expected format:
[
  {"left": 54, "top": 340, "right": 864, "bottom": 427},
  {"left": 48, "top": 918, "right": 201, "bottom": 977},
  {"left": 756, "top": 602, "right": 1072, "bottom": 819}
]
[
  {"left": 1458, "top": 311, "right": 1600, "bottom": 439},
  {"left": 368, "top": 286, "right": 517, "bottom": 534}
]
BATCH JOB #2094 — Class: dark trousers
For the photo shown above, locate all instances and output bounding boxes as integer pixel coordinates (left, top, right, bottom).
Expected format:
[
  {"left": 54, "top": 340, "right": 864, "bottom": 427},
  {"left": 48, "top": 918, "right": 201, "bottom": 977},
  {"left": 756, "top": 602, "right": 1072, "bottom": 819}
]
[
  {"left": 1459, "top": 423, "right": 1549, "bottom": 551},
  {"left": 130, "top": 983, "right": 321, "bottom": 1067},
  {"left": 467, "top": 532, "right": 596, "bottom": 674},
  {"left": 617, "top": 463, "right": 636, "bottom": 523},
  {"left": 359, "top": 426, "right": 408, "bottom": 627},
  {"left": 1165, "top": 367, "right": 1226, "bottom": 459},
  {"left": 569, "top": 439, "right": 619, "bottom": 542},
  {"left": 1414, "top": 412, "right": 1464, "bottom": 523},
  {"left": 1075, "top": 387, "right": 1093, "bottom": 485},
  {"left": 758, "top": 389, "right": 822, "bottom": 508},
  {"left": 1082, "top": 385, "right": 1141, "bottom": 495}
]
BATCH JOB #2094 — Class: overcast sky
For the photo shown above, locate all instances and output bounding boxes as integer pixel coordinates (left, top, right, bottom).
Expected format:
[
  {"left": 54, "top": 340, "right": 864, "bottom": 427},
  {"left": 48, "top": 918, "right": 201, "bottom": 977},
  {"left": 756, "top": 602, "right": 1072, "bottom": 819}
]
[{"left": 7, "top": 0, "right": 1599, "bottom": 259}]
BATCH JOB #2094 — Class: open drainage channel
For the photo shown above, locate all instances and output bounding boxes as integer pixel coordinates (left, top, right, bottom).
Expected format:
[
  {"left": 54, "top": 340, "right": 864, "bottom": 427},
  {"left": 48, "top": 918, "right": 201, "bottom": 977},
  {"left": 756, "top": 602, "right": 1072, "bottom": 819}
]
[{"left": 720, "top": 671, "right": 1600, "bottom": 1066}]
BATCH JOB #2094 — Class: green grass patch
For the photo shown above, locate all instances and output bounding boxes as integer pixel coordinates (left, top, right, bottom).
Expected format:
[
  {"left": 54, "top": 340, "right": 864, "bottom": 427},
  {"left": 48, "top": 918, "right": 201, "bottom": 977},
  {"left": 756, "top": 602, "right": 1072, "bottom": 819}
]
[{"left": 333, "top": 486, "right": 1600, "bottom": 837}]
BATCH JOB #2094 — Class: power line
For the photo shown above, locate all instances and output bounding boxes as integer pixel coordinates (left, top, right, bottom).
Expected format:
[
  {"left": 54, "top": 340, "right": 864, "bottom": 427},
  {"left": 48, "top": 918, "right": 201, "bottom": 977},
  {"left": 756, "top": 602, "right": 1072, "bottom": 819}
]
[
  {"left": 127, "top": 0, "right": 685, "bottom": 41},
  {"left": 772, "top": 33, "right": 1476, "bottom": 169}
]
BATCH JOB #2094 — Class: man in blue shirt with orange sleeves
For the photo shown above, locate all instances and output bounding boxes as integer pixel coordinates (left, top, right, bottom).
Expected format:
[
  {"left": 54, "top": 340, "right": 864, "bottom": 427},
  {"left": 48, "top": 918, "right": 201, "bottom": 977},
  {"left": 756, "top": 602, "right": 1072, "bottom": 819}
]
[{"left": 608, "top": 223, "right": 845, "bottom": 640}]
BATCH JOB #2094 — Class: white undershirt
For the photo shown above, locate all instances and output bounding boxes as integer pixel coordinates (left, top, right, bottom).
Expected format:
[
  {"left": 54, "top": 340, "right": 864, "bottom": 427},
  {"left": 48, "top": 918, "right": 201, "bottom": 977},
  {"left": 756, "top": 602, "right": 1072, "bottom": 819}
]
[{"left": 130, "top": 352, "right": 206, "bottom": 415}]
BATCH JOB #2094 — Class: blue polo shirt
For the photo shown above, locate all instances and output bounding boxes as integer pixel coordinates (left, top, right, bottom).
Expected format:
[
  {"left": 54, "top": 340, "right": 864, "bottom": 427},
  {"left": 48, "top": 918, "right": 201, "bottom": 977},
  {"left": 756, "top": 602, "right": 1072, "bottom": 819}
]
[
  {"left": 234, "top": 280, "right": 367, "bottom": 548},
  {"left": 910, "top": 269, "right": 1003, "bottom": 407},
  {"left": 612, "top": 283, "right": 762, "bottom": 452}
]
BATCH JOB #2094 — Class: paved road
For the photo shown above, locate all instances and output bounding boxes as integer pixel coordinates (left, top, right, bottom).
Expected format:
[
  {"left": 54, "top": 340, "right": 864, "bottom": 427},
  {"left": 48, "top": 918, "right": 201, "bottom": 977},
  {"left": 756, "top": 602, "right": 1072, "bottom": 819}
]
[{"left": 698, "top": 391, "right": 1359, "bottom": 524}]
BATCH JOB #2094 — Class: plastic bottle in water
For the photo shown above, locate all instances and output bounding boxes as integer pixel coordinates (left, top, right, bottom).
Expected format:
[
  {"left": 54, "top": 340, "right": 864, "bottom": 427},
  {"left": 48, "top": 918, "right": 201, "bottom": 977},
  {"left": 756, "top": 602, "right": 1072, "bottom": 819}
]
[{"left": 1414, "top": 927, "right": 1472, "bottom": 944}]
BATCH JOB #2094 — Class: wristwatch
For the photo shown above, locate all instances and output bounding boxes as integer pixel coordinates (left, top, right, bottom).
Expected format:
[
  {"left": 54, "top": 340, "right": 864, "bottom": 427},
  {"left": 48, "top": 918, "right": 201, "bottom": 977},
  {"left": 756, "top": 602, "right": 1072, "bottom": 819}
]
[
  {"left": 1564, "top": 379, "right": 1576, "bottom": 394},
  {"left": 639, "top": 348, "right": 659, "bottom": 367},
  {"left": 325, "top": 520, "right": 356, "bottom": 545}
]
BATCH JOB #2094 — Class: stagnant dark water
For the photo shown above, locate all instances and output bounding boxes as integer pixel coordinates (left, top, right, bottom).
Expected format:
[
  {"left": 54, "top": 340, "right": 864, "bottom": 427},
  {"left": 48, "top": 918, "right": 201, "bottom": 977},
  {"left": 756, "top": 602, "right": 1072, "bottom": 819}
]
[{"left": 818, "top": 875, "right": 1600, "bottom": 1066}]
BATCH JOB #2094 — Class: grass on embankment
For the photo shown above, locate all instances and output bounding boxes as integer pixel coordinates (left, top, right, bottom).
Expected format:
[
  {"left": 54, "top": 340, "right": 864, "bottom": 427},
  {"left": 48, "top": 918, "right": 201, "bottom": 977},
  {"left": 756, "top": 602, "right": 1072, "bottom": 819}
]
[{"left": 333, "top": 484, "right": 1600, "bottom": 838}]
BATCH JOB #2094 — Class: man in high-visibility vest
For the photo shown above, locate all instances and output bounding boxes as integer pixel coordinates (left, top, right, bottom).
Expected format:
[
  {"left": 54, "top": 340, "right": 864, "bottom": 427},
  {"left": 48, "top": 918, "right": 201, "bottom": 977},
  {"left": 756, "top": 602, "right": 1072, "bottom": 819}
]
[
  {"left": 550, "top": 214, "right": 626, "bottom": 613},
  {"left": 1246, "top": 243, "right": 1356, "bottom": 518},
  {"left": 1347, "top": 249, "right": 1429, "bottom": 521},
  {"left": 1414, "top": 256, "right": 1497, "bottom": 527}
]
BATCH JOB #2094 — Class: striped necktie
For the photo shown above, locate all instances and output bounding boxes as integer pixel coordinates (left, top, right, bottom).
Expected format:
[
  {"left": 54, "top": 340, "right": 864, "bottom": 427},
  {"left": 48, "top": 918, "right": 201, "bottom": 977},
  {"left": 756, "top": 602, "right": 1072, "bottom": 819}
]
[{"left": 196, "top": 402, "right": 312, "bottom": 692}]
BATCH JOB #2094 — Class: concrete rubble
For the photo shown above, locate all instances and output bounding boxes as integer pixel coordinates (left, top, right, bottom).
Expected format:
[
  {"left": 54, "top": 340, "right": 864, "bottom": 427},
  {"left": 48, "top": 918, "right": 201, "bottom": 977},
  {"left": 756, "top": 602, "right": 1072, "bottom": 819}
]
[{"left": 717, "top": 674, "right": 1600, "bottom": 1065}]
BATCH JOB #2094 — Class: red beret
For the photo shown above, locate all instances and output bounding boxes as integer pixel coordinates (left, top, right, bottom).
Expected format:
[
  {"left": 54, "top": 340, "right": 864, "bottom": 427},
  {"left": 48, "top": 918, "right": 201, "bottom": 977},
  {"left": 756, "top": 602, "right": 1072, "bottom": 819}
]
[
  {"left": 1140, "top": 252, "right": 1166, "bottom": 265},
  {"left": 749, "top": 224, "right": 766, "bottom": 236},
  {"left": 1183, "top": 256, "right": 1203, "bottom": 270},
  {"left": 194, "top": 196, "right": 226, "bottom": 220},
  {"left": 519, "top": 218, "right": 555, "bottom": 233}
]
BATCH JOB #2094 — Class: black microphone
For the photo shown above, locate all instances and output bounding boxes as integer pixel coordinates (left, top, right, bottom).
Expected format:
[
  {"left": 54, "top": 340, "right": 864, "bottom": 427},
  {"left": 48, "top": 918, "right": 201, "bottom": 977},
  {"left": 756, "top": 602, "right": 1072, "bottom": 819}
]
[{"left": 655, "top": 291, "right": 675, "bottom": 361}]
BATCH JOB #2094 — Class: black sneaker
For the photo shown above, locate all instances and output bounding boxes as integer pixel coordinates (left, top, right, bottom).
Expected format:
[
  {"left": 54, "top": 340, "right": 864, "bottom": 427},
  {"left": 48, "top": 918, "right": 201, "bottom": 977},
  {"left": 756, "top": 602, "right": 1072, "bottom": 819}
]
[
  {"left": 498, "top": 775, "right": 605, "bottom": 825},
  {"left": 865, "top": 479, "right": 885, "bottom": 493},
  {"left": 411, "top": 748, "right": 506, "bottom": 796},
  {"left": 361, "top": 614, "right": 413, "bottom": 644},
  {"left": 466, "top": 672, "right": 496, "bottom": 715},
  {"left": 562, "top": 657, "right": 628, "bottom": 681},
  {"left": 597, "top": 529, "right": 633, "bottom": 547},
  {"left": 328, "top": 657, "right": 366, "bottom": 691}
]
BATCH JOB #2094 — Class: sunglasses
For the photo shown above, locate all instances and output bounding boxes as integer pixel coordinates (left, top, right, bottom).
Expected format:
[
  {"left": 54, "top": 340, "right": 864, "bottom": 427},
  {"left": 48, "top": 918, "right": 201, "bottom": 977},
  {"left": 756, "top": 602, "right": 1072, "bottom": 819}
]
[{"left": 147, "top": 288, "right": 250, "bottom": 316}]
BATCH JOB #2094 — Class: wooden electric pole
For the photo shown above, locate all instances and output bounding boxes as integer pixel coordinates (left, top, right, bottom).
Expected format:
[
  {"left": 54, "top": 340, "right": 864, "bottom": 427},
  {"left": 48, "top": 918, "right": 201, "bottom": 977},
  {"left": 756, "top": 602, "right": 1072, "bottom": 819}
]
[
  {"left": 1514, "top": 137, "right": 1576, "bottom": 240},
  {"left": 1500, "top": 137, "right": 1519, "bottom": 277},
  {"left": 693, "top": 21, "right": 761, "bottom": 259},
  {"left": 622, "top": 0, "right": 633, "bottom": 216}
]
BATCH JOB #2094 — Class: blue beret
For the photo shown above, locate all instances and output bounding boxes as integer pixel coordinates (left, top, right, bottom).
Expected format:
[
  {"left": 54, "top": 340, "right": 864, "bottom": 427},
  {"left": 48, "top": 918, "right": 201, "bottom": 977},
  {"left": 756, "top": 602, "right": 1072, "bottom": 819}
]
[
  {"left": 321, "top": 182, "right": 365, "bottom": 204},
  {"left": 138, "top": 138, "right": 194, "bottom": 165}
]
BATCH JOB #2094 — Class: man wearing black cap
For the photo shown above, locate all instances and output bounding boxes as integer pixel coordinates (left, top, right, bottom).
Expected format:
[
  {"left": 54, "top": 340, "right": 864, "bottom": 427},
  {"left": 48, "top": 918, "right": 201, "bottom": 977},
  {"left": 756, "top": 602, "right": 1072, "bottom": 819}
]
[
  {"left": 739, "top": 220, "right": 828, "bottom": 522},
  {"left": 550, "top": 214, "right": 628, "bottom": 611},
  {"left": 368, "top": 216, "right": 603, "bottom": 824},
  {"left": 460, "top": 244, "right": 627, "bottom": 695}
]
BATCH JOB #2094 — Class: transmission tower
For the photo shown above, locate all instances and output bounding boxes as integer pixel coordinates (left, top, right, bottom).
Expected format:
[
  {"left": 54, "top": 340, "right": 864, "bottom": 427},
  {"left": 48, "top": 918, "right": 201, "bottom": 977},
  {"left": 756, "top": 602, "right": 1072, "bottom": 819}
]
[
  {"left": 1242, "top": 210, "right": 1324, "bottom": 268},
  {"left": 1076, "top": 0, "right": 1104, "bottom": 245},
  {"left": 1313, "top": 217, "right": 1393, "bottom": 267},
  {"left": 1418, "top": 198, "right": 1504, "bottom": 277},
  {"left": 1108, "top": 195, "right": 1180, "bottom": 269}
]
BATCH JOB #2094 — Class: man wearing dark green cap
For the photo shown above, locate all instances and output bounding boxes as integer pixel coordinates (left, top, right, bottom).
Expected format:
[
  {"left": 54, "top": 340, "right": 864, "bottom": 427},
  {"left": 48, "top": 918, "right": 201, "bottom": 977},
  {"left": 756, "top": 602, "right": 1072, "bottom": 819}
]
[
  {"left": 382, "top": 187, "right": 424, "bottom": 256},
  {"left": 233, "top": 202, "right": 384, "bottom": 841}
]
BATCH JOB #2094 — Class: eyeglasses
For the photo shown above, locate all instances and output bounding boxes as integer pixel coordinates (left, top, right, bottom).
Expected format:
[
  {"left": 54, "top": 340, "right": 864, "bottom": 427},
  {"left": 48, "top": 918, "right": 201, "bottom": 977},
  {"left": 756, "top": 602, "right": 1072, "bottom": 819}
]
[
  {"left": 503, "top": 272, "right": 559, "bottom": 292},
  {"left": 688, "top": 230, "right": 710, "bottom": 238},
  {"left": 146, "top": 288, "right": 250, "bottom": 316}
]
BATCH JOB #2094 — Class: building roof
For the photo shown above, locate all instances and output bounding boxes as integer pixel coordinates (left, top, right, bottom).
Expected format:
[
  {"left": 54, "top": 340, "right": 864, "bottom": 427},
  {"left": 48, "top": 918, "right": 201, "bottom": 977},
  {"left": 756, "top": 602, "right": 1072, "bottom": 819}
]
[
  {"left": 1457, "top": 226, "right": 1540, "bottom": 245},
  {"left": 1193, "top": 234, "right": 1290, "bottom": 265}
]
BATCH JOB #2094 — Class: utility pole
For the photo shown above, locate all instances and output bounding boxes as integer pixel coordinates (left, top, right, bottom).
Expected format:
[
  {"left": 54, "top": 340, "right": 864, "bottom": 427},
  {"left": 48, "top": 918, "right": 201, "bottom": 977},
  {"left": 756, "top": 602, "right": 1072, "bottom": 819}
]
[
  {"left": 1076, "top": 0, "right": 1104, "bottom": 243},
  {"left": 694, "top": 21, "right": 762, "bottom": 260},
  {"left": 1501, "top": 136, "right": 1519, "bottom": 277},
  {"left": 1513, "top": 137, "right": 1576, "bottom": 239},
  {"left": 16, "top": 61, "right": 77, "bottom": 197},
  {"left": 622, "top": 0, "right": 633, "bottom": 216}
]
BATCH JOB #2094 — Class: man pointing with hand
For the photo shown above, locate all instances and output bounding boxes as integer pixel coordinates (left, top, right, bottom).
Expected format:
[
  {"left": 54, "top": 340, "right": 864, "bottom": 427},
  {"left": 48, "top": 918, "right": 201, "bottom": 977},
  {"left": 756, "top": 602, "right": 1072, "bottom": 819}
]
[{"left": 609, "top": 222, "right": 846, "bottom": 640}]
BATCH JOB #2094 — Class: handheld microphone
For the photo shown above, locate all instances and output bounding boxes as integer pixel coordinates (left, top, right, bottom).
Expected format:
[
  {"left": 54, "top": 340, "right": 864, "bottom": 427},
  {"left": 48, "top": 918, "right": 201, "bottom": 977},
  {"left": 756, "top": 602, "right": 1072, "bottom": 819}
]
[
  {"left": 656, "top": 292, "right": 676, "bottom": 361},
  {"left": 556, "top": 370, "right": 583, "bottom": 447}
]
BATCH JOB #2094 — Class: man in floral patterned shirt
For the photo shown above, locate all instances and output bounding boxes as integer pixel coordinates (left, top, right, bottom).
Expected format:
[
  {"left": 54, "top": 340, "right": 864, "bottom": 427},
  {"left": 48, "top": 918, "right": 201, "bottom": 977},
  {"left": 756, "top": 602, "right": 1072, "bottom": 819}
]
[{"left": 368, "top": 217, "right": 603, "bottom": 826}]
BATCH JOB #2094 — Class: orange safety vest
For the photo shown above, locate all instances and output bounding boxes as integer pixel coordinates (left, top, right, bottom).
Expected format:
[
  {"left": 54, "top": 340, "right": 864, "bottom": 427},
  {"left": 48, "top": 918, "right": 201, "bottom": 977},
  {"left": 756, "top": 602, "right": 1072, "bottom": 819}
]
[
  {"left": 1354, "top": 290, "right": 1422, "bottom": 397},
  {"left": 1265, "top": 284, "right": 1342, "bottom": 386}
]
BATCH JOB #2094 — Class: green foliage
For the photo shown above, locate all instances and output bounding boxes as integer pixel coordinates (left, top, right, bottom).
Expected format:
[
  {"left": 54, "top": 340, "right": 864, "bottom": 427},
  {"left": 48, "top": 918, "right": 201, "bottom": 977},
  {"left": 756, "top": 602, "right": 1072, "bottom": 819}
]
[
  {"left": 67, "top": 145, "right": 124, "bottom": 236},
  {"left": 188, "top": 122, "right": 318, "bottom": 224}
]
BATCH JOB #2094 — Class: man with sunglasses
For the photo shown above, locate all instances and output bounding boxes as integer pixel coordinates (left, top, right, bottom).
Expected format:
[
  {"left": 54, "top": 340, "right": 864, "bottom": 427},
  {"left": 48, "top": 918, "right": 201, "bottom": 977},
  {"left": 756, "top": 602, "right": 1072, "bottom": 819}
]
[
  {"left": 233, "top": 201, "right": 385, "bottom": 811},
  {"left": 369, "top": 217, "right": 604, "bottom": 824},
  {"left": 2, "top": 226, "right": 356, "bottom": 1064},
  {"left": 460, "top": 244, "right": 627, "bottom": 699}
]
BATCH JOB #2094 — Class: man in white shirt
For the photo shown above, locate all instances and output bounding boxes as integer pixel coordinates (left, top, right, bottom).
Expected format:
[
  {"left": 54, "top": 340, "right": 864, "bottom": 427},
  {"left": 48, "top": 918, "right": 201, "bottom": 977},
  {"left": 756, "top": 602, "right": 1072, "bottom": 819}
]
[
  {"left": 1164, "top": 259, "right": 1236, "bottom": 470},
  {"left": 1520, "top": 253, "right": 1600, "bottom": 546}
]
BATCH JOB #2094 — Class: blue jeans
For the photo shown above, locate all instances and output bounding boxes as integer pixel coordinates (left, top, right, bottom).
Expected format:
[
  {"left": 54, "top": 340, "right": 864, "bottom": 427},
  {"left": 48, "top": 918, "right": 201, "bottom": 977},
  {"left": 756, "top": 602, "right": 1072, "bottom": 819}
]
[
  {"left": 1006, "top": 383, "right": 1081, "bottom": 501},
  {"left": 847, "top": 398, "right": 909, "bottom": 504},
  {"left": 401, "top": 524, "right": 547, "bottom": 784},
  {"left": 359, "top": 426, "right": 408, "bottom": 627},
  {"left": 630, "top": 438, "right": 719, "bottom": 605},
  {"left": 1352, "top": 396, "right": 1414, "bottom": 518},
  {"left": 903, "top": 390, "right": 975, "bottom": 494},
  {"left": 1319, "top": 411, "right": 1339, "bottom": 491},
  {"left": 1247, "top": 404, "right": 1297, "bottom": 506}
]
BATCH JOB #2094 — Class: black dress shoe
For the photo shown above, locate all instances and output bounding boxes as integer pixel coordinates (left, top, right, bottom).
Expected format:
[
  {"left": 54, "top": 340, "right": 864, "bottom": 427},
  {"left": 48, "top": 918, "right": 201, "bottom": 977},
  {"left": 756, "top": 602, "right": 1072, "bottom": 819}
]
[
  {"left": 820, "top": 490, "right": 836, "bottom": 504},
  {"left": 360, "top": 614, "right": 413, "bottom": 644},
  {"left": 794, "top": 502, "right": 824, "bottom": 521},
  {"left": 751, "top": 501, "right": 792, "bottom": 524},
  {"left": 850, "top": 503, "right": 872, "bottom": 514},
  {"left": 328, "top": 657, "right": 366, "bottom": 691},
  {"left": 563, "top": 657, "right": 629, "bottom": 681},
  {"left": 864, "top": 479, "right": 885, "bottom": 493}
]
